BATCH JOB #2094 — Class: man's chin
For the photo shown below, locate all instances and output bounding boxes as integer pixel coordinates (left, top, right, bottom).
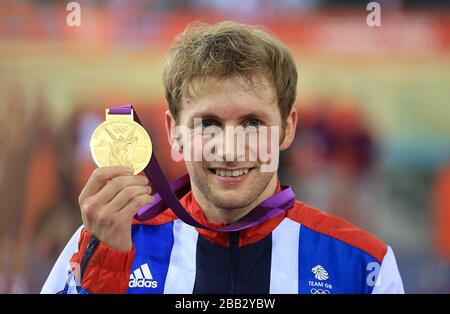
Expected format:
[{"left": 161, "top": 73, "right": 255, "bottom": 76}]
[
  {"left": 207, "top": 190, "right": 254, "bottom": 210},
  {"left": 209, "top": 199, "right": 253, "bottom": 211}
]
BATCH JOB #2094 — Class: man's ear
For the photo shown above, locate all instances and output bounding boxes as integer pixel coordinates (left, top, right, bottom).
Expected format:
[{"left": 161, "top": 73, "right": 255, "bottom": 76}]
[
  {"left": 165, "top": 110, "right": 185, "bottom": 162},
  {"left": 165, "top": 110, "right": 178, "bottom": 149},
  {"left": 280, "top": 107, "right": 298, "bottom": 151}
]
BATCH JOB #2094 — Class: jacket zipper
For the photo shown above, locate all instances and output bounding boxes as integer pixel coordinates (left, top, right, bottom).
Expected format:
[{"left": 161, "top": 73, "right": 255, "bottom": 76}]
[
  {"left": 228, "top": 231, "right": 239, "bottom": 293},
  {"left": 79, "top": 236, "right": 100, "bottom": 282}
]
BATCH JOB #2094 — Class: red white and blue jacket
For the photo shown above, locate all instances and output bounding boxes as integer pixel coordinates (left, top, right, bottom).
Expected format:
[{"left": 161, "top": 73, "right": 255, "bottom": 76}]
[{"left": 41, "top": 183, "right": 404, "bottom": 294}]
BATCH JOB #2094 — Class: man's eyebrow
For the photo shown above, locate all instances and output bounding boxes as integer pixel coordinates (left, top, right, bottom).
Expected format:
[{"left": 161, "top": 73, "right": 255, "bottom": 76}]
[
  {"left": 238, "top": 112, "right": 271, "bottom": 121},
  {"left": 186, "top": 113, "right": 223, "bottom": 127},
  {"left": 186, "top": 111, "right": 272, "bottom": 125}
]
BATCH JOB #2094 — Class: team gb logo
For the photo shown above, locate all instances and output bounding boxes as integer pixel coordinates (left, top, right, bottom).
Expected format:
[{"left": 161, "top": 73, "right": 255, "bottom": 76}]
[{"left": 311, "top": 265, "right": 329, "bottom": 281}]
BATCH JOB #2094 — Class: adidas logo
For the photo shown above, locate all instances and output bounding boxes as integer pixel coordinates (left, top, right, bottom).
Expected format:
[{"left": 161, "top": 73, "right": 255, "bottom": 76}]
[{"left": 129, "top": 263, "right": 158, "bottom": 289}]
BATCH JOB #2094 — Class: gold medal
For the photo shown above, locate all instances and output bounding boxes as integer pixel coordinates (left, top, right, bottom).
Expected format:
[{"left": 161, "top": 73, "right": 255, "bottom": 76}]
[{"left": 90, "top": 109, "right": 153, "bottom": 175}]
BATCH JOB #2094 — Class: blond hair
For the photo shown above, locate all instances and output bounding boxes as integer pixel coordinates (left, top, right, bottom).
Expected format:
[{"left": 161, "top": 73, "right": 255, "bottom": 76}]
[{"left": 163, "top": 21, "right": 298, "bottom": 123}]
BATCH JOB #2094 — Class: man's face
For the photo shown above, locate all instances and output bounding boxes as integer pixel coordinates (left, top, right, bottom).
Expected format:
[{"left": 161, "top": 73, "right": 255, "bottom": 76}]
[{"left": 166, "top": 76, "right": 296, "bottom": 210}]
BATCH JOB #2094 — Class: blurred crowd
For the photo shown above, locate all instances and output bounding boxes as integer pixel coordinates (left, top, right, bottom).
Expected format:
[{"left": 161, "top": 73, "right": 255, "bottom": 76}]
[{"left": 280, "top": 100, "right": 379, "bottom": 232}]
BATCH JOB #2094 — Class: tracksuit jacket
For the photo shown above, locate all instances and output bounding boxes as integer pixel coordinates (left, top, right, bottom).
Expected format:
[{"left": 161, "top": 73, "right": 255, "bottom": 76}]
[{"left": 41, "top": 182, "right": 404, "bottom": 294}]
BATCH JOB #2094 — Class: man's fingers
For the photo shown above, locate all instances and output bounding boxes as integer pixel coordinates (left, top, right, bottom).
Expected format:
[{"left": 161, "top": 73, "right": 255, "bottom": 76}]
[
  {"left": 117, "top": 194, "right": 155, "bottom": 221},
  {"left": 94, "top": 175, "right": 149, "bottom": 205},
  {"left": 106, "top": 185, "right": 152, "bottom": 213},
  {"left": 79, "top": 166, "right": 133, "bottom": 203}
]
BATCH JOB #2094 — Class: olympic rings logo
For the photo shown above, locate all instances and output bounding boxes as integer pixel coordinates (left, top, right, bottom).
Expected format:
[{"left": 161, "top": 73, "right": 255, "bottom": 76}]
[{"left": 310, "top": 288, "right": 331, "bottom": 294}]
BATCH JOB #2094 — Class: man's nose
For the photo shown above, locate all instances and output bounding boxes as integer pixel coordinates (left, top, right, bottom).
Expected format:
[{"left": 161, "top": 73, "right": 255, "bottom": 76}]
[{"left": 219, "top": 126, "right": 246, "bottom": 162}]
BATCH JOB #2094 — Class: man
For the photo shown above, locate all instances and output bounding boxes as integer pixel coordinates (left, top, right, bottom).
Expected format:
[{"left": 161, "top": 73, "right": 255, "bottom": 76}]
[{"left": 41, "top": 21, "right": 404, "bottom": 294}]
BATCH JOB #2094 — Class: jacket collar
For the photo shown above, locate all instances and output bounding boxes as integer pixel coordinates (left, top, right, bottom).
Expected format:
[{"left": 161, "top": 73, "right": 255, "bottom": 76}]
[{"left": 180, "top": 179, "right": 287, "bottom": 247}]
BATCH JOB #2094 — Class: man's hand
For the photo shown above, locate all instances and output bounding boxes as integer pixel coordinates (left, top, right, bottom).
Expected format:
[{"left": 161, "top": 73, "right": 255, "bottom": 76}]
[{"left": 78, "top": 166, "right": 153, "bottom": 252}]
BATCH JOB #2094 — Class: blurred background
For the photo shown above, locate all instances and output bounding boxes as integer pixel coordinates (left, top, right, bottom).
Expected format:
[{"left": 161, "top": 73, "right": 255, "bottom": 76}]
[{"left": 1, "top": 0, "right": 450, "bottom": 294}]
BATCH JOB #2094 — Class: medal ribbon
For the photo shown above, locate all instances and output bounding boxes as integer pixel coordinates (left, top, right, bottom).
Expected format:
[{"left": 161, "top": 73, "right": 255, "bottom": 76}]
[{"left": 108, "top": 105, "right": 296, "bottom": 232}]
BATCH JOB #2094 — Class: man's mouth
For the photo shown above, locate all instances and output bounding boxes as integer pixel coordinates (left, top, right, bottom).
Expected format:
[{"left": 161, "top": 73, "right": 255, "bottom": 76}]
[{"left": 208, "top": 167, "right": 255, "bottom": 178}]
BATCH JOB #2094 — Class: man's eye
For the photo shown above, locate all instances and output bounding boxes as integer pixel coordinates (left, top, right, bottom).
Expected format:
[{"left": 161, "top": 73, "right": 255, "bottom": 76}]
[
  {"left": 201, "top": 119, "right": 219, "bottom": 128},
  {"left": 246, "top": 119, "right": 262, "bottom": 128}
]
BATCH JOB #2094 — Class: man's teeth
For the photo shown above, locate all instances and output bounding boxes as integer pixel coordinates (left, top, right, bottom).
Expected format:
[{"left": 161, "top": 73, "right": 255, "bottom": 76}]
[{"left": 215, "top": 169, "right": 250, "bottom": 177}]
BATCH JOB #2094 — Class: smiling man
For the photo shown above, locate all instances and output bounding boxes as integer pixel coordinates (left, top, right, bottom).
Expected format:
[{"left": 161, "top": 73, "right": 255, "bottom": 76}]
[
  {"left": 42, "top": 21, "right": 404, "bottom": 294},
  {"left": 170, "top": 74, "right": 287, "bottom": 226}
]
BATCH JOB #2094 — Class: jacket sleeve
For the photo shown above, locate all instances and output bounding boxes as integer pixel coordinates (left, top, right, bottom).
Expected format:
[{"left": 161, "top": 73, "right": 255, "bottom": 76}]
[
  {"left": 41, "top": 226, "right": 83, "bottom": 294},
  {"left": 41, "top": 226, "right": 135, "bottom": 294},
  {"left": 371, "top": 246, "right": 405, "bottom": 294}
]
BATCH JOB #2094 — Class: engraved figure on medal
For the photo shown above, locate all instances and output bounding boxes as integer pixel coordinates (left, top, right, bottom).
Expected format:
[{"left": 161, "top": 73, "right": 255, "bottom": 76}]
[{"left": 104, "top": 126, "right": 138, "bottom": 168}]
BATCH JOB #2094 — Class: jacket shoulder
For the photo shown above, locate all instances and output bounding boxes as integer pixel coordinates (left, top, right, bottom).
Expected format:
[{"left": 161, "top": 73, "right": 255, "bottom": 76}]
[{"left": 287, "top": 201, "right": 387, "bottom": 263}]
